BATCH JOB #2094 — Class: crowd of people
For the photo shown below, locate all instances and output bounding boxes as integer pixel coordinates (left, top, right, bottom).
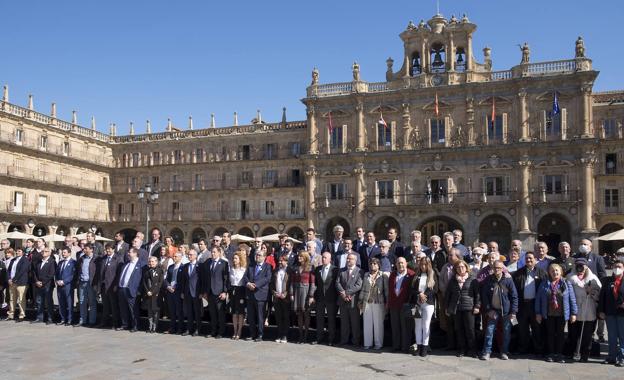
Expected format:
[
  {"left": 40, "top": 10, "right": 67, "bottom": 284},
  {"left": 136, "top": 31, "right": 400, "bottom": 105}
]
[{"left": 1, "top": 226, "right": 623, "bottom": 367}]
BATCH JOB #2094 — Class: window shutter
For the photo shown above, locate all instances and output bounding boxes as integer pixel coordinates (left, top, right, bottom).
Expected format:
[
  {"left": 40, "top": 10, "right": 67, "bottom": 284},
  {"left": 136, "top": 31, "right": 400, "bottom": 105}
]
[
  {"left": 343, "top": 183, "right": 348, "bottom": 201},
  {"left": 502, "top": 112, "right": 508, "bottom": 144},
  {"left": 374, "top": 123, "right": 379, "bottom": 150},
  {"left": 375, "top": 181, "right": 380, "bottom": 205},
  {"left": 504, "top": 176, "right": 511, "bottom": 196},
  {"left": 444, "top": 116, "right": 450, "bottom": 147},
  {"left": 447, "top": 177, "right": 455, "bottom": 203},
  {"left": 390, "top": 121, "right": 396, "bottom": 150},
  {"left": 542, "top": 110, "right": 548, "bottom": 141},
  {"left": 393, "top": 179, "right": 400, "bottom": 204},
  {"left": 324, "top": 183, "right": 330, "bottom": 207},
  {"left": 342, "top": 124, "right": 348, "bottom": 153},
  {"left": 561, "top": 108, "right": 567, "bottom": 140},
  {"left": 326, "top": 124, "right": 331, "bottom": 154},
  {"left": 484, "top": 115, "right": 490, "bottom": 145},
  {"left": 427, "top": 119, "right": 432, "bottom": 148}
]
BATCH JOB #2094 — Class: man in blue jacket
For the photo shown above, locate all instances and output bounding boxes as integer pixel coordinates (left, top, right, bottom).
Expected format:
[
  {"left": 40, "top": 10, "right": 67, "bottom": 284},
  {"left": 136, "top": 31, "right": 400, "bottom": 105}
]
[
  {"left": 55, "top": 246, "right": 76, "bottom": 325},
  {"left": 479, "top": 260, "right": 518, "bottom": 361},
  {"left": 243, "top": 249, "right": 272, "bottom": 341},
  {"left": 117, "top": 247, "right": 145, "bottom": 332}
]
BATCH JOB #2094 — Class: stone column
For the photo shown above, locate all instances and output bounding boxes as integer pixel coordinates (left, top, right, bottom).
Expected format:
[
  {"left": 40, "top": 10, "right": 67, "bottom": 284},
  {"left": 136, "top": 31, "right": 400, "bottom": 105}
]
[
  {"left": 355, "top": 100, "right": 367, "bottom": 151},
  {"left": 304, "top": 165, "right": 318, "bottom": 229},
  {"left": 518, "top": 156, "right": 532, "bottom": 233},
  {"left": 401, "top": 103, "right": 412, "bottom": 149},
  {"left": 580, "top": 84, "right": 593, "bottom": 138},
  {"left": 580, "top": 153, "right": 597, "bottom": 232},
  {"left": 353, "top": 162, "right": 366, "bottom": 229},
  {"left": 518, "top": 89, "right": 530, "bottom": 142},
  {"left": 307, "top": 106, "right": 318, "bottom": 154},
  {"left": 448, "top": 34, "right": 455, "bottom": 72}
]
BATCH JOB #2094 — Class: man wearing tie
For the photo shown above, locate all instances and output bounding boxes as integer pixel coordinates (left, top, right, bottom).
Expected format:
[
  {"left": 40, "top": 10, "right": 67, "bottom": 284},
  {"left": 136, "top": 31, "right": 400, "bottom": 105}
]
[
  {"left": 55, "top": 247, "right": 76, "bottom": 326},
  {"left": 202, "top": 246, "right": 230, "bottom": 338},
  {"left": 322, "top": 225, "right": 345, "bottom": 259},
  {"left": 143, "top": 228, "right": 164, "bottom": 259},
  {"left": 353, "top": 227, "right": 366, "bottom": 253},
  {"left": 243, "top": 249, "right": 272, "bottom": 341},
  {"left": 336, "top": 253, "right": 363, "bottom": 346},
  {"left": 277, "top": 241, "right": 298, "bottom": 270},
  {"left": 313, "top": 251, "right": 339, "bottom": 345},
  {"left": 164, "top": 252, "right": 185, "bottom": 334},
  {"left": 98, "top": 243, "right": 123, "bottom": 329},
  {"left": 334, "top": 239, "right": 361, "bottom": 269},
  {"left": 113, "top": 232, "right": 129, "bottom": 261},
  {"left": 358, "top": 232, "right": 381, "bottom": 273},
  {"left": 33, "top": 247, "right": 56, "bottom": 324},
  {"left": 179, "top": 248, "right": 202, "bottom": 336},
  {"left": 117, "top": 247, "right": 145, "bottom": 332},
  {"left": 75, "top": 243, "right": 98, "bottom": 326},
  {"left": 128, "top": 237, "right": 149, "bottom": 264}
]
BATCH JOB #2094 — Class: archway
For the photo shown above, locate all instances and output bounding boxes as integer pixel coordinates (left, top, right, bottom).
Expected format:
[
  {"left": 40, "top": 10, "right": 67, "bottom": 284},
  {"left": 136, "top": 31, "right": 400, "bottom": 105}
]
[
  {"left": 169, "top": 227, "right": 185, "bottom": 245},
  {"left": 33, "top": 224, "right": 48, "bottom": 237},
  {"left": 8, "top": 222, "right": 24, "bottom": 233},
  {"left": 261, "top": 226, "right": 278, "bottom": 236},
  {"left": 479, "top": 214, "right": 512, "bottom": 255},
  {"left": 238, "top": 227, "right": 254, "bottom": 237},
  {"left": 374, "top": 216, "right": 401, "bottom": 242},
  {"left": 418, "top": 216, "right": 462, "bottom": 244},
  {"left": 599, "top": 223, "right": 624, "bottom": 255},
  {"left": 76, "top": 226, "right": 87, "bottom": 234},
  {"left": 286, "top": 226, "right": 305, "bottom": 241},
  {"left": 213, "top": 227, "right": 229, "bottom": 237},
  {"left": 56, "top": 225, "right": 70, "bottom": 236},
  {"left": 537, "top": 213, "right": 572, "bottom": 255},
  {"left": 117, "top": 228, "right": 138, "bottom": 244},
  {"left": 191, "top": 227, "right": 207, "bottom": 244},
  {"left": 324, "top": 216, "right": 351, "bottom": 241}
]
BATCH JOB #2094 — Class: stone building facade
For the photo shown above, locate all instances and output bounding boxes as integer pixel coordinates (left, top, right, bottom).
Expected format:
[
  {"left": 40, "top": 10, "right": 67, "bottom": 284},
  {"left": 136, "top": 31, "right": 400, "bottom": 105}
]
[{"left": 0, "top": 14, "right": 623, "bottom": 253}]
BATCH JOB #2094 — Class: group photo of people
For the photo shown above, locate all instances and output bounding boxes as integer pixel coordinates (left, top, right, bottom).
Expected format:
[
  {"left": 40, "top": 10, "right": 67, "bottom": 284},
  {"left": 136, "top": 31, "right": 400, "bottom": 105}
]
[{"left": 1, "top": 225, "right": 623, "bottom": 368}]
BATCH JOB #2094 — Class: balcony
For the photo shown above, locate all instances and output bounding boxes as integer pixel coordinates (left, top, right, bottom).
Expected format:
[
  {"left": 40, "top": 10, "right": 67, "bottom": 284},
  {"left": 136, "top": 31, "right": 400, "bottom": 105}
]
[
  {"left": 144, "top": 207, "right": 305, "bottom": 222},
  {"left": 0, "top": 165, "right": 108, "bottom": 193},
  {"left": 363, "top": 191, "right": 518, "bottom": 207},
  {"left": 1, "top": 202, "right": 108, "bottom": 221},
  {"left": 531, "top": 189, "right": 580, "bottom": 204},
  {"left": 315, "top": 197, "right": 354, "bottom": 209}
]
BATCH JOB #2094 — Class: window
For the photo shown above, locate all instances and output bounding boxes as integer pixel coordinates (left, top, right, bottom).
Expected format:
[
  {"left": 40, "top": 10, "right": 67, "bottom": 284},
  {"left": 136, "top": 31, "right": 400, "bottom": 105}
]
[
  {"left": 411, "top": 52, "right": 421, "bottom": 76},
  {"left": 62, "top": 141, "right": 70, "bottom": 156},
  {"left": 174, "top": 150, "right": 182, "bottom": 164},
  {"left": 194, "top": 174, "right": 202, "bottom": 190},
  {"left": 195, "top": 148, "right": 204, "bottom": 163},
  {"left": 240, "top": 171, "right": 251, "bottom": 186},
  {"left": 265, "top": 143, "right": 277, "bottom": 160},
  {"left": 330, "top": 126, "right": 343, "bottom": 149},
  {"left": 152, "top": 176, "right": 160, "bottom": 190},
  {"left": 431, "top": 118, "right": 445, "bottom": 145},
  {"left": 487, "top": 115, "right": 503, "bottom": 142},
  {"left": 132, "top": 153, "right": 139, "bottom": 167},
  {"left": 15, "top": 129, "right": 23, "bottom": 144},
  {"left": 172, "top": 175, "right": 180, "bottom": 191},
  {"left": 377, "top": 123, "right": 391, "bottom": 148},
  {"left": 544, "top": 175, "right": 563, "bottom": 194},
  {"left": 289, "top": 169, "right": 301, "bottom": 186},
  {"left": 265, "top": 200, "right": 275, "bottom": 216},
  {"left": 428, "top": 179, "right": 448, "bottom": 204},
  {"left": 605, "top": 189, "right": 619, "bottom": 208},
  {"left": 485, "top": 177, "right": 504, "bottom": 196},
  {"left": 429, "top": 43, "right": 446, "bottom": 73},
  {"left": 152, "top": 152, "right": 160, "bottom": 165},
  {"left": 603, "top": 119, "right": 618, "bottom": 138},
  {"left": 328, "top": 183, "right": 346, "bottom": 200},
  {"left": 455, "top": 47, "right": 466, "bottom": 72},
  {"left": 238, "top": 145, "right": 251, "bottom": 160},
  {"left": 377, "top": 180, "right": 394, "bottom": 199},
  {"left": 263, "top": 170, "right": 278, "bottom": 187},
  {"left": 40, "top": 135, "right": 48, "bottom": 150},
  {"left": 291, "top": 142, "right": 301, "bottom": 157},
  {"left": 171, "top": 201, "right": 180, "bottom": 216},
  {"left": 13, "top": 192, "right": 23, "bottom": 213},
  {"left": 545, "top": 112, "right": 561, "bottom": 138},
  {"left": 130, "top": 177, "right": 137, "bottom": 191},
  {"left": 117, "top": 204, "right": 123, "bottom": 216},
  {"left": 37, "top": 195, "right": 47, "bottom": 215},
  {"left": 240, "top": 200, "right": 249, "bottom": 220},
  {"left": 290, "top": 200, "right": 301, "bottom": 216},
  {"left": 130, "top": 203, "right": 135, "bottom": 216},
  {"left": 606, "top": 153, "right": 617, "bottom": 175}
]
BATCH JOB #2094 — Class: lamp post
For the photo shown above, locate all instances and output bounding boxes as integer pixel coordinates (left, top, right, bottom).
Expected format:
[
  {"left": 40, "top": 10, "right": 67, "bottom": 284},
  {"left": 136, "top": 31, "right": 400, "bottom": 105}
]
[{"left": 137, "top": 183, "right": 159, "bottom": 237}]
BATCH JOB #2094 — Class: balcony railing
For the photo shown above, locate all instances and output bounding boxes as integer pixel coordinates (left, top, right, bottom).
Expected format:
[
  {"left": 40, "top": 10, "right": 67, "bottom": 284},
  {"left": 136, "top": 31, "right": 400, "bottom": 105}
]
[
  {"left": 531, "top": 189, "right": 580, "bottom": 203},
  {"left": 1, "top": 202, "right": 108, "bottom": 221},
  {"left": 363, "top": 191, "right": 518, "bottom": 207},
  {"left": 139, "top": 208, "right": 305, "bottom": 222},
  {"left": 0, "top": 165, "right": 108, "bottom": 193},
  {"left": 112, "top": 177, "right": 304, "bottom": 194}
]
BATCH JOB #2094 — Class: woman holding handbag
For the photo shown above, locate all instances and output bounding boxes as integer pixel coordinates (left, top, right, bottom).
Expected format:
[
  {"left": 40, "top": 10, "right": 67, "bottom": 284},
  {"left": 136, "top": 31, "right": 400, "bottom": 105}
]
[
  {"left": 408, "top": 256, "right": 438, "bottom": 357},
  {"left": 444, "top": 260, "right": 480, "bottom": 357}
]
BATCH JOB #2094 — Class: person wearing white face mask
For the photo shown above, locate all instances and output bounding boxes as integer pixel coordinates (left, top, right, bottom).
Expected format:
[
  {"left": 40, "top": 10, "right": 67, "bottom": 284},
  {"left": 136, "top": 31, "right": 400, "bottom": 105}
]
[{"left": 574, "top": 239, "right": 606, "bottom": 279}]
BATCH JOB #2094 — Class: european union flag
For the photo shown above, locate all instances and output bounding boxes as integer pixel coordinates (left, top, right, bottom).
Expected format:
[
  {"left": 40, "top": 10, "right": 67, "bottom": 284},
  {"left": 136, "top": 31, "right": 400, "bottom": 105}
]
[{"left": 552, "top": 91, "right": 560, "bottom": 115}]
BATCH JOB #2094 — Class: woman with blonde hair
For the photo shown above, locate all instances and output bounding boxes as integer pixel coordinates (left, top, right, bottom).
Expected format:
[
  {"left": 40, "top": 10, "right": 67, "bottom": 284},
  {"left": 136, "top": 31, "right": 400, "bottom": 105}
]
[
  {"left": 290, "top": 250, "right": 316, "bottom": 343},
  {"left": 229, "top": 250, "right": 248, "bottom": 339},
  {"left": 408, "top": 256, "right": 438, "bottom": 356}
]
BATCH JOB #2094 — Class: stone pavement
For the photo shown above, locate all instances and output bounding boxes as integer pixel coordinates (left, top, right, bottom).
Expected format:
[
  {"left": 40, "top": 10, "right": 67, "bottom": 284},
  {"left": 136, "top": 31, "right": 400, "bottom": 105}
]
[{"left": 0, "top": 322, "right": 622, "bottom": 380}]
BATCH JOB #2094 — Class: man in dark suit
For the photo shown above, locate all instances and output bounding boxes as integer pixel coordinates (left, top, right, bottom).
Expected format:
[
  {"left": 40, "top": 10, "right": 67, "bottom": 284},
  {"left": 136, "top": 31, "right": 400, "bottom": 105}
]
[
  {"left": 358, "top": 231, "right": 381, "bottom": 273},
  {"left": 98, "top": 243, "right": 123, "bottom": 328},
  {"left": 74, "top": 243, "right": 98, "bottom": 326},
  {"left": 143, "top": 228, "right": 164, "bottom": 259},
  {"left": 32, "top": 247, "right": 56, "bottom": 323},
  {"left": 336, "top": 253, "right": 364, "bottom": 346},
  {"left": 574, "top": 239, "right": 607, "bottom": 279},
  {"left": 387, "top": 228, "right": 405, "bottom": 260},
  {"left": 7, "top": 248, "right": 29, "bottom": 321},
  {"left": 312, "top": 252, "right": 339, "bottom": 345},
  {"left": 116, "top": 247, "right": 145, "bottom": 332},
  {"left": 243, "top": 249, "right": 272, "bottom": 341},
  {"left": 403, "top": 230, "right": 428, "bottom": 261},
  {"left": 334, "top": 239, "right": 361, "bottom": 269},
  {"left": 164, "top": 252, "right": 185, "bottom": 334},
  {"left": 388, "top": 257, "right": 414, "bottom": 352},
  {"left": 86, "top": 232, "right": 105, "bottom": 258},
  {"left": 202, "top": 246, "right": 230, "bottom": 338},
  {"left": 322, "top": 225, "right": 345, "bottom": 260},
  {"left": 353, "top": 227, "right": 366, "bottom": 253},
  {"left": 55, "top": 246, "right": 76, "bottom": 325},
  {"left": 113, "top": 232, "right": 130, "bottom": 261},
  {"left": 424, "top": 235, "right": 447, "bottom": 273},
  {"left": 221, "top": 232, "right": 237, "bottom": 263},
  {"left": 277, "top": 240, "right": 298, "bottom": 270},
  {"left": 129, "top": 237, "right": 149, "bottom": 264},
  {"left": 179, "top": 248, "right": 202, "bottom": 336}
]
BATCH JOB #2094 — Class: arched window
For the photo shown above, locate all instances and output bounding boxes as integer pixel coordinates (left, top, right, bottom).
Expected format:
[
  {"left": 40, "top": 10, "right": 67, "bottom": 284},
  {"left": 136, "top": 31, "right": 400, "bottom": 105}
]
[
  {"left": 455, "top": 47, "right": 466, "bottom": 72},
  {"left": 430, "top": 43, "right": 446, "bottom": 73},
  {"left": 411, "top": 52, "right": 421, "bottom": 76}
]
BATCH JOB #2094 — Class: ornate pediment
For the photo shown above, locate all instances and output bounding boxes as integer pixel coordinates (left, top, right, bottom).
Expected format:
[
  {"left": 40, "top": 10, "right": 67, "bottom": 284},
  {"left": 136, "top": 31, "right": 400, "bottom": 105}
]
[
  {"left": 320, "top": 169, "right": 351, "bottom": 177},
  {"left": 535, "top": 154, "right": 574, "bottom": 168},
  {"left": 369, "top": 160, "right": 401, "bottom": 175},
  {"left": 478, "top": 154, "right": 513, "bottom": 170},
  {"left": 535, "top": 91, "right": 573, "bottom": 101},
  {"left": 422, "top": 154, "right": 455, "bottom": 172},
  {"left": 422, "top": 100, "right": 451, "bottom": 112},
  {"left": 322, "top": 109, "right": 350, "bottom": 118},
  {"left": 478, "top": 96, "right": 512, "bottom": 106},
  {"left": 369, "top": 105, "right": 399, "bottom": 114}
]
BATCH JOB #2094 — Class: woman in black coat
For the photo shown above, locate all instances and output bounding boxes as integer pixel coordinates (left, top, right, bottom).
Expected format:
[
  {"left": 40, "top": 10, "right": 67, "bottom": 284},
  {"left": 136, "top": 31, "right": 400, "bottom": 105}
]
[
  {"left": 142, "top": 256, "right": 164, "bottom": 333},
  {"left": 443, "top": 260, "right": 480, "bottom": 357}
]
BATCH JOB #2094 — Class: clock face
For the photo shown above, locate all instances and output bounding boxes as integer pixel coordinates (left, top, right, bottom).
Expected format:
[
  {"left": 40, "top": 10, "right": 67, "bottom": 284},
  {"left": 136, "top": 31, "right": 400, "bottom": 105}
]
[{"left": 431, "top": 75, "right": 444, "bottom": 86}]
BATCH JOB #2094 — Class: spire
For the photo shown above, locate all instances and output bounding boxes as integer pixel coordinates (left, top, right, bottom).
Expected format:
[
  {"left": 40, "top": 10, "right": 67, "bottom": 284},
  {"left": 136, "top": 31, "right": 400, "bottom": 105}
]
[
  {"left": 167, "top": 118, "right": 172, "bottom": 132},
  {"left": 109, "top": 123, "right": 115, "bottom": 136},
  {"left": 2, "top": 85, "right": 8, "bottom": 102},
  {"left": 256, "top": 109, "right": 262, "bottom": 124},
  {"left": 282, "top": 107, "right": 287, "bottom": 124},
  {"left": 210, "top": 113, "right": 215, "bottom": 128},
  {"left": 129, "top": 122, "right": 135, "bottom": 135},
  {"left": 113, "top": 123, "right": 117, "bottom": 136},
  {"left": 71, "top": 110, "right": 77, "bottom": 125},
  {"left": 51, "top": 103, "right": 57, "bottom": 118},
  {"left": 91, "top": 116, "right": 96, "bottom": 130},
  {"left": 146, "top": 120, "right": 151, "bottom": 134},
  {"left": 188, "top": 116, "right": 194, "bottom": 130},
  {"left": 234, "top": 112, "right": 238, "bottom": 126},
  {"left": 27, "top": 94, "right": 34, "bottom": 110}
]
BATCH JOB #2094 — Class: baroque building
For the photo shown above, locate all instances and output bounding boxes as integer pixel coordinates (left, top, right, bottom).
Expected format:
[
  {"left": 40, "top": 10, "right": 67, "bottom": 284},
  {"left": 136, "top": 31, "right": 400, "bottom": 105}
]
[{"left": 0, "top": 13, "right": 623, "bottom": 254}]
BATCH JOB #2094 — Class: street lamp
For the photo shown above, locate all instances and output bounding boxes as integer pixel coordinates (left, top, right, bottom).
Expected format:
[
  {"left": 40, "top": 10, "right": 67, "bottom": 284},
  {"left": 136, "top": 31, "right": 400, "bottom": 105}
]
[{"left": 137, "top": 183, "right": 159, "bottom": 237}]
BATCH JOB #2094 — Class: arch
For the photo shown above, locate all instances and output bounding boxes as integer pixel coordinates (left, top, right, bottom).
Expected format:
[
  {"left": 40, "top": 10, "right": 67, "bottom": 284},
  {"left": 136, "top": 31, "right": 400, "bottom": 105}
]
[
  {"left": 599, "top": 222, "right": 624, "bottom": 256},
  {"left": 455, "top": 47, "right": 466, "bottom": 72},
  {"left": 373, "top": 216, "right": 401, "bottom": 241},
  {"left": 168, "top": 227, "right": 185, "bottom": 245},
  {"left": 95, "top": 227, "right": 104, "bottom": 237},
  {"left": 76, "top": 226, "right": 87, "bottom": 234},
  {"left": 8, "top": 222, "right": 24, "bottom": 233},
  {"left": 237, "top": 227, "right": 254, "bottom": 238},
  {"left": 417, "top": 216, "right": 462, "bottom": 244},
  {"left": 56, "top": 225, "right": 70, "bottom": 236},
  {"left": 410, "top": 51, "right": 422, "bottom": 76},
  {"left": 537, "top": 213, "right": 572, "bottom": 255},
  {"left": 478, "top": 214, "right": 512, "bottom": 255},
  {"left": 261, "top": 226, "right": 278, "bottom": 236},
  {"left": 191, "top": 227, "right": 207, "bottom": 244},
  {"left": 324, "top": 216, "right": 351, "bottom": 241},
  {"left": 286, "top": 226, "right": 305, "bottom": 242},
  {"left": 117, "top": 228, "right": 138, "bottom": 244},
  {"left": 213, "top": 227, "right": 229, "bottom": 237},
  {"left": 33, "top": 224, "right": 48, "bottom": 237},
  {"left": 430, "top": 42, "right": 446, "bottom": 73}
]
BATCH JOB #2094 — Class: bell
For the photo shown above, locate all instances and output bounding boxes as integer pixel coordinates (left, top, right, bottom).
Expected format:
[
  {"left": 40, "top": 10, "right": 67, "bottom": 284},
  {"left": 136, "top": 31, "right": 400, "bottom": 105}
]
[
  {"left": 457, "top": 53, "right": 464, "bottom": 63},
  {"left": 432, "top": 52, "right": 444, "bottom": 67}
]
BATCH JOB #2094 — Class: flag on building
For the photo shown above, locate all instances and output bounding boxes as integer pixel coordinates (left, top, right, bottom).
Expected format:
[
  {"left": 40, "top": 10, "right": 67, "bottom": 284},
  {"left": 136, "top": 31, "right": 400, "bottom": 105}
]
[
  {"left": 434, "top": 93, "right": 439, "bottom": 116},
  {"left": 552, "top": 91, "right": 560, "bottom": 115},
  {"left": 491, "top": 96, "right": 496, "bottom": 123},
  {"left": 378, "top": 109, "right": 388, "bottom": 129},
  {"left": 328, "top": 111, "right": 334, "bottom": 133}
]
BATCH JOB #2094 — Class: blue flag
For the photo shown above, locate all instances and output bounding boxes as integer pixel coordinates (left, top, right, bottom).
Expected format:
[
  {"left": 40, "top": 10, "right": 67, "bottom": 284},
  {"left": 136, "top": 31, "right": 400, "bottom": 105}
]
[{"left": 552, "top": 91, "right": 560, "bottom": 115}]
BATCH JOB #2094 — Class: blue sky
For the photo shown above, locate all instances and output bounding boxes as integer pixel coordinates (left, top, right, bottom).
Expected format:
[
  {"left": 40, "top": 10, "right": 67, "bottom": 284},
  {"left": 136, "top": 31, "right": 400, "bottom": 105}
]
[{"left": 1, "top": 0, "right": 621, "bottom": 135}]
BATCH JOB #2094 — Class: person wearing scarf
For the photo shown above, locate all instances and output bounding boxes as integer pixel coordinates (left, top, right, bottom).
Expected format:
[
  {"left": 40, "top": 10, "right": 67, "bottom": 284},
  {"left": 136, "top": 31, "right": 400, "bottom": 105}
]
[
  {"left": 598, "top": 258, "right": 624, "bottom": 367},
  {"left": 444, "top": 260, "right": 480, "bottom": 358},
  {"left": 535, "top": 263, "right": 578, "bottom": 363}
]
